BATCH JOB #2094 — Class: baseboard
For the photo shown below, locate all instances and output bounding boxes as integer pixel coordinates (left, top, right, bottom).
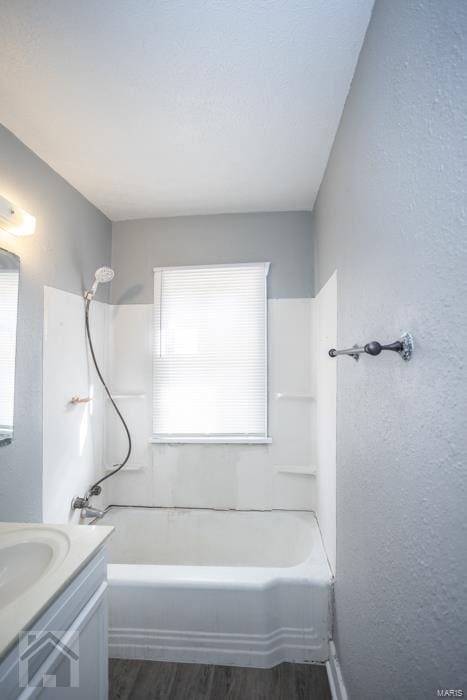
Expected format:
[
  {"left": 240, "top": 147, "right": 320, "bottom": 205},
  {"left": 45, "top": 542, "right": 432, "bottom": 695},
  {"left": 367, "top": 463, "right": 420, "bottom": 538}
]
[
  {"left": 326, "top": 641, "right": 349, "bottom": 700},
  {"left": 109, "top": 626, "right": 329, "bottom": 668}
]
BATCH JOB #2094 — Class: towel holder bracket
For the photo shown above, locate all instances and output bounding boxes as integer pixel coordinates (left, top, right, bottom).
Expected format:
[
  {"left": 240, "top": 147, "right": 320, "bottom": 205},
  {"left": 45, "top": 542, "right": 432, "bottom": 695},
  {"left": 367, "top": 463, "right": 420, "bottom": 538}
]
[{"left": 329, "top": 332, "right": 413, "bottom": 362}]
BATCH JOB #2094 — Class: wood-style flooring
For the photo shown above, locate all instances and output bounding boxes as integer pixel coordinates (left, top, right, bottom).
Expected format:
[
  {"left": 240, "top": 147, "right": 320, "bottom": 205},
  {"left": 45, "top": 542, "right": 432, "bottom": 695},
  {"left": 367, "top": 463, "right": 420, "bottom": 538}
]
[{"left": 109, "top": 658, "right": 332, "bottom": 700}]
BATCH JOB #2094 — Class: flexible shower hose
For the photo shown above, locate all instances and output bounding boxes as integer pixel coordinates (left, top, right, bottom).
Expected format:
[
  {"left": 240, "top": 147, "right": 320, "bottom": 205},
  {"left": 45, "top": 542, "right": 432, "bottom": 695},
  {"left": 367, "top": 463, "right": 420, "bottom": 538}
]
[{"left": 85, "top": 297, "right": 132, "bottom": 493}]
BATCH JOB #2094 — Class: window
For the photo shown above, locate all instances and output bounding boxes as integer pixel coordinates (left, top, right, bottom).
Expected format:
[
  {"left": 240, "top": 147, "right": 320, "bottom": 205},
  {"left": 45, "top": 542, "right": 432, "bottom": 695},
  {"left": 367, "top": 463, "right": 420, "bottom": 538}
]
[{"left": 152, "top": 263, "right": 270, "bottom": 443}]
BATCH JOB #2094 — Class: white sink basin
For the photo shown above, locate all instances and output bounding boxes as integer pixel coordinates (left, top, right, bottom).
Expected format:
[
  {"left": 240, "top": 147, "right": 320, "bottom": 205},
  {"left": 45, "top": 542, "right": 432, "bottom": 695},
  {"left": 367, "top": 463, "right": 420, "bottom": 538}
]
[
  {"left": 0, "top": 528, "right": 70, "bottom": 609},
  {"left": 0, "top": 521, "right": 113, "bottom": 660}
]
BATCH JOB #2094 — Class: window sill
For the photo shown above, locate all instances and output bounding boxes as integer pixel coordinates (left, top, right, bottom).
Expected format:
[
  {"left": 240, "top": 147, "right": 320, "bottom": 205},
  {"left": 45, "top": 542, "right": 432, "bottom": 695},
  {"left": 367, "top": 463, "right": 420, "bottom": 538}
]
[{"left": 150, "top": 436, "right": 272, "bottom": 445}]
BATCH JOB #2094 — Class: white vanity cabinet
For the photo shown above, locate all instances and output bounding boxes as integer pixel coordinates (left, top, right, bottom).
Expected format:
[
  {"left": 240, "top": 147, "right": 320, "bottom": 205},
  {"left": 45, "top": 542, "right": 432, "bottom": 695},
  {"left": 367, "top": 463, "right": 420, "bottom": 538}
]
[{"left": 0, "top": 547, "right": 108, "bottom": 700}]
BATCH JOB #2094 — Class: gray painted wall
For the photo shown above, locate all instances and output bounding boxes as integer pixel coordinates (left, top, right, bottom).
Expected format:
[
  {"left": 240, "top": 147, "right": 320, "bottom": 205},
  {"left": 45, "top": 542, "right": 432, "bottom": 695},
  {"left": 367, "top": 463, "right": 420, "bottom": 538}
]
[
  {"left": 0, "top": 124, "right": 111, "bottom": 522},
  {"left": 111, "top": 211, "right": 313, "bottom": 303},
  {"left": 312, "top": 1, "right": 467, "bottom": 697}
]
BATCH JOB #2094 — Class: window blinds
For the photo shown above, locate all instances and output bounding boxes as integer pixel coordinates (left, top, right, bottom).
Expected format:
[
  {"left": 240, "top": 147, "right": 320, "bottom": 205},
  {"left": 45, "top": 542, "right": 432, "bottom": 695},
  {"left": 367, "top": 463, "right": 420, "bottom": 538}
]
[
  {"left": 0, "top": 270, "right": 19, "bottom": 431},
  {"left": 152, "top": 263, "right": 269, "bottom": 441}
]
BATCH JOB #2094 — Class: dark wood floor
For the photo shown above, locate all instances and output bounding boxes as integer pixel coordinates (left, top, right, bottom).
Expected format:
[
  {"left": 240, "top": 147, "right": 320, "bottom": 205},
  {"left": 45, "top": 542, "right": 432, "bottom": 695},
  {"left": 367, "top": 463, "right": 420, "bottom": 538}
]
[{"left": 109, "top": 658, "right": 331, "bottom": 700}]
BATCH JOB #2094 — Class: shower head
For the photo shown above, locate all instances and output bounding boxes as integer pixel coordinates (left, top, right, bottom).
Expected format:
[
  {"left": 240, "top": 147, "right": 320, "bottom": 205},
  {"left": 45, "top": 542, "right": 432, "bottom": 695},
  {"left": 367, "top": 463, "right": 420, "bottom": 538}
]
[
  {"left": 95, "top": 266, "right": 114, "bottom": 284},
  {"left": 85, "top": 266, "right": 115, "bottom": 300}
]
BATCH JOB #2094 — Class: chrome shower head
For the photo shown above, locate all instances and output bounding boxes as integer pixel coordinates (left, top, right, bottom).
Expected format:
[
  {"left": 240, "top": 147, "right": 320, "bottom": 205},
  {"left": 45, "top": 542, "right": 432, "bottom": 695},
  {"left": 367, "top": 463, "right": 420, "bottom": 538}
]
[{"left": 85, "top": 266, "right": 115, "bottom": 300}]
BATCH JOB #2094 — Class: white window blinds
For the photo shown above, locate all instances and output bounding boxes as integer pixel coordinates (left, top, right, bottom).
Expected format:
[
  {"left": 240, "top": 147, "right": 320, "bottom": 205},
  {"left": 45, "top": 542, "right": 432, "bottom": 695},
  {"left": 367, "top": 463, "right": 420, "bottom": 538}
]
[
  {"left": 0, "top": 269, "right": 19, "bottom": 432},
  {"left": 152, "top": 263, "right": 269, "bottom": 442}
]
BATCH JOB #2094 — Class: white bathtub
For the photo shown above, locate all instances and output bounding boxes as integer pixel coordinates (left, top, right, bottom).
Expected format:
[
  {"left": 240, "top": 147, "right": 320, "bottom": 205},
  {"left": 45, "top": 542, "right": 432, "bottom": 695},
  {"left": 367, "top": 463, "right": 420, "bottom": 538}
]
[{"left": 99, "top": 507, "right": 332, "bottom": 668}]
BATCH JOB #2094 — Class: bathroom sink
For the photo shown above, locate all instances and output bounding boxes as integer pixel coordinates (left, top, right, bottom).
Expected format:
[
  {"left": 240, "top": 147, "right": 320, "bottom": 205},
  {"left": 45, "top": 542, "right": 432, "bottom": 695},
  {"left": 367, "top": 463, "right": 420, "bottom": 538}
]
[
  {"left": 0, "top": 527, "right": 70, "bottom": 608},
  {"left": 0, "top": 522, "right": 113, "bottom": 660}
]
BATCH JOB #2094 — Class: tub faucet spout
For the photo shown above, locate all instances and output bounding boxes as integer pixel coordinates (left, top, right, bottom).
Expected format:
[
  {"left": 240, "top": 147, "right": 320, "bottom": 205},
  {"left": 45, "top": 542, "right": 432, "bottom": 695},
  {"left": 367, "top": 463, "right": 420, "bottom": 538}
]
[
  {"left": 71, "top": 494, "right": 105, "bottom": 520},
  {"left": 81, "top": 506, "right": 105, "bottom": 519}
]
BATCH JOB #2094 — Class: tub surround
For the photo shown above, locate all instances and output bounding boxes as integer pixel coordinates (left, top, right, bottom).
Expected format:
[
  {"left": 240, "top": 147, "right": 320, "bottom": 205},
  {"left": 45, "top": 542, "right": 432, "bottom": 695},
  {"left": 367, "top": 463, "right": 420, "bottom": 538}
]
[
  {"left": 105, "top": 298, "right": 315, "bottom": 511},
  {"left": 43, "top": 292, "right": 317, "bottom": 516},
  {"left": 311, "top": 272, "right": 337, "bottom": 573},
  {"left": 42, "top": 286, "right": 109, "bottom": 523},
  {"left": 0, "top": 521, "right": 113, "bottom": 659}
]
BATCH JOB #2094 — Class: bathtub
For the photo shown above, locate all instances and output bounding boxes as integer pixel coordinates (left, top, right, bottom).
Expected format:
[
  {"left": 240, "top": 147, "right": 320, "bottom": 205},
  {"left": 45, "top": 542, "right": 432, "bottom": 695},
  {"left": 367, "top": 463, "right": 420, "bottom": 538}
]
[{"left": 98, "top": 507, "right": 332, "bottom": 668}]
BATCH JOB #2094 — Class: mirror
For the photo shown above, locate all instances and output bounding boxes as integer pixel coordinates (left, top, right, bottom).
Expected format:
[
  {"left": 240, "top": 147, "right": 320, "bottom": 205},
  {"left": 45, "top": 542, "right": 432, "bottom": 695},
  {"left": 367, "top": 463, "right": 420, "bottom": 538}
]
[{"left": 0, "top": 248, "right": 20, "bottom": 446}]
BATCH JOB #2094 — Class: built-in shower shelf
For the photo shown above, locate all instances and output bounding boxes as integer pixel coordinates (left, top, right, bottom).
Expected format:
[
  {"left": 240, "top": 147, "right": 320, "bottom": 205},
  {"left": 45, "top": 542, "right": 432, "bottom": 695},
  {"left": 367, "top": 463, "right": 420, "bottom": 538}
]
[
  {"left": 107, "top": 393, "right": 146, "bottom": 400},
  {"left": 275, "top": 465, "right": 317, "bottom": 476},
  {"left": 275, "top": 393, "right": 314, "bottom": 400}
]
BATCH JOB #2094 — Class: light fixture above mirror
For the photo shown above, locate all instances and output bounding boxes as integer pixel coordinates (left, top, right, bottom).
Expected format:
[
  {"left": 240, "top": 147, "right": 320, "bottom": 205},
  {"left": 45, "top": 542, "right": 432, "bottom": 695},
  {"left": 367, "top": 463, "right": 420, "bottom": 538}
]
[{"left": 0, "top": 194, "right": 36, "bottom": 237}]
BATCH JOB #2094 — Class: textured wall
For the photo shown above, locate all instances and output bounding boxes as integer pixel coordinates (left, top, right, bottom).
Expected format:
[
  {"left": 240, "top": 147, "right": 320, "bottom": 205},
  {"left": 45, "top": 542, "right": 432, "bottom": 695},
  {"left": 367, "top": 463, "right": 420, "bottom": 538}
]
[
  {"left": 312, "top": 1, "right": 467, "bottom": 697},
  {"left": 111, "top": 212, "right": 313, "bottom": 302},
  {"left": 0, "top": 125, "right": 111, "bottom": 522}
]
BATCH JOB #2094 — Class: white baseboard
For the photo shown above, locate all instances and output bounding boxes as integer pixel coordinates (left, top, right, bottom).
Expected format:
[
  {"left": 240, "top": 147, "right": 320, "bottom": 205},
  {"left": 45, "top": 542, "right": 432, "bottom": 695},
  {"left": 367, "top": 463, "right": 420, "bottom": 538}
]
[
  {"left": 326, "top": 641, "right": 349, "bottom": 700},
  {"left": 109, "top": 626, "right": 329, "bottom": 668}
]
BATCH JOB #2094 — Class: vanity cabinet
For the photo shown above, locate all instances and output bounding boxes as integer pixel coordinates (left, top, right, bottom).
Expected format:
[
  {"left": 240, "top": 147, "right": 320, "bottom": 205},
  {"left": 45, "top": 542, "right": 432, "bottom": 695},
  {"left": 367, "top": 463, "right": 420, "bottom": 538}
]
[{"left": 0, "top": 548, "right": 108, "bottom": 700}]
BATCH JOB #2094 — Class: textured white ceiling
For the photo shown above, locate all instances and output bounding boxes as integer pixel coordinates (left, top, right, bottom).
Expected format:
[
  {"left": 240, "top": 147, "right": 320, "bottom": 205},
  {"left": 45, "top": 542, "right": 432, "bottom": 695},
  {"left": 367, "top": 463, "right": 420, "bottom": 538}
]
[{"left": 0, "top": 1, "right": 373, "bottom": 221}]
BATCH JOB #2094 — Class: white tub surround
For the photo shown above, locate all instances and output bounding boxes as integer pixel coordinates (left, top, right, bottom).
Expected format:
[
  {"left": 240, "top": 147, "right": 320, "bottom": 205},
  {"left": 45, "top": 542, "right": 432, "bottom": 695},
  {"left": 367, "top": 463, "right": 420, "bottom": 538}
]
[
  {"left": 43, "top": 286, "right": 110, "bottom": 523},
  {"left": 104, "top": 298, "right": 315, "bottom": 512},
  {"left": 0, "top": 522, "right": 113, "bottom": 659},
  {"left": 312, "top": 272, "right": 337, "bottom": 573},
  {"left": 42, "top": 289, "right": 317, "bottom": 514},
  {"left": 99, "top": 508, "right": 331, "bottom": 667}
]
